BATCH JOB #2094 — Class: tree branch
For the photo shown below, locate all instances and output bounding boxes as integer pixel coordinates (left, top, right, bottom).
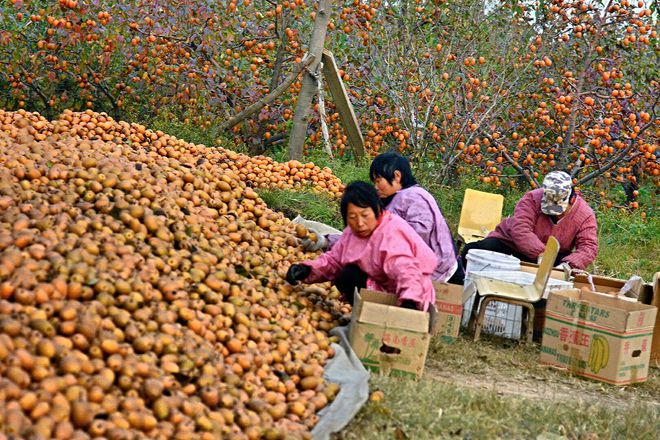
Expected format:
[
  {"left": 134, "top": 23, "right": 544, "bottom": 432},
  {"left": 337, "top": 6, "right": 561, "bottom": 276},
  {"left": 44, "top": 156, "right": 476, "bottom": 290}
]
[
  {"left": 485, "top": 132, "right": 540, "bottom": 188},
  {"left": 220, "top": 54, "right": 315, "bottom": 131},
  {"left": 18, "top": 66, "right": 51, "bottom": 116},
  {"left": 85, "top": 67, "right": 120, "bottom": 118},
  {"left": 577, "top": 100, "right": 657, "bottom": 185}
]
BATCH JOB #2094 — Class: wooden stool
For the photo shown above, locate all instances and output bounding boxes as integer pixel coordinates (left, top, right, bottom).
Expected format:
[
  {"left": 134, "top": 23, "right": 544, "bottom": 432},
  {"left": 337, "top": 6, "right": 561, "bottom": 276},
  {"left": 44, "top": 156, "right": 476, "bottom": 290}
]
[{"left": 472, "top": 297, "right": 535, "bottom": 343}]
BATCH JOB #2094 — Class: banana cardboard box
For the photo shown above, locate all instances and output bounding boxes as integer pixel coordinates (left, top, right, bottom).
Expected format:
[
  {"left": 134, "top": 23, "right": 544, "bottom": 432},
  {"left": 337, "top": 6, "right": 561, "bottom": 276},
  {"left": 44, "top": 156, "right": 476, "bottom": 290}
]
[
  {"left": 348, "top": 288, "right": 431, "bottom": 379},
  {"left": 540, "top": 289, "right": 657, "bottom": 385}
]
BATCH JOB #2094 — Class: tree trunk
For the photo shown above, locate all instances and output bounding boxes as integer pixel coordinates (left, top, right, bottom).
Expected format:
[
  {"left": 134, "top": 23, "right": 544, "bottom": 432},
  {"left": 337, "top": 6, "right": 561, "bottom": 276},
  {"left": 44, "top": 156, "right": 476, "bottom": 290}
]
[{"left": 288, "top": 0, "right": 332, "bottom": 161}]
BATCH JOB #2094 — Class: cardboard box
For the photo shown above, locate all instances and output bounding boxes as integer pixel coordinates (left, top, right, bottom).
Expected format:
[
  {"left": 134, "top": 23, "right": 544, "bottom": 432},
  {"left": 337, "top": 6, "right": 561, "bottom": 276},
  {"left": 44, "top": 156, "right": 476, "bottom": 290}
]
[
  {"left": 521, "top": 264, "right": 654, "bottom": 301},
  {"left": 540, "top": 289, "right": 657, "bottom": 385},
  {"left": 573, "top": 273, "right": 626, "bottom": 294},
  {"left": 572, "top": 273, "right": 653, "bottom": 302},
  {"left": 349, "top": 289, "right": 430, "bottom": 379},
  {"left": 432, "top": 281, "right": 463, "bottom": 343},
  {"left": 650, "top": 272, "right": 660, "bottom": 366}
]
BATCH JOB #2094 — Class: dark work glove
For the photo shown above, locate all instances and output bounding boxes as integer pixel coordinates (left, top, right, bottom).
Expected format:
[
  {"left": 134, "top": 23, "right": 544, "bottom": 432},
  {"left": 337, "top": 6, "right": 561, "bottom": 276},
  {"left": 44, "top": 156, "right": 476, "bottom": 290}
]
[
  {"left": 286, "top": 264, "right": 312, "bottom": 285},
  {"left": 400, "top": 299, "right": 420, "bottom": 310}
]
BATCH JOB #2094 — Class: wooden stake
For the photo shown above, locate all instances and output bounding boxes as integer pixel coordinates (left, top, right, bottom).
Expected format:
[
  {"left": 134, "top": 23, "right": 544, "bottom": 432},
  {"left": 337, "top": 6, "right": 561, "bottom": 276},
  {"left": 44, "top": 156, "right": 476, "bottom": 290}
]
[{"left": 321, "top": 49, "right": 365, "bottom": 161}]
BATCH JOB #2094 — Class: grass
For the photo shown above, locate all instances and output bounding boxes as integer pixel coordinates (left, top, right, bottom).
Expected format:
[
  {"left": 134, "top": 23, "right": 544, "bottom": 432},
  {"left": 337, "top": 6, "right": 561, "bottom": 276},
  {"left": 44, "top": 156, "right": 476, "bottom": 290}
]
[
  {"left": 259, "top": 188, "right": 343, "bottom": 230},
  {"left": 593, "top": 208, "right": 660, "bottom": 281},
  {"left": 425, "top": 334, "right": 660, "bottom": 403},
  {"left": 335, "top": 334, "right": 659, "bottom": 440},
  {"left": 336, "top": 374, "right": 659, "bottom": 440}
]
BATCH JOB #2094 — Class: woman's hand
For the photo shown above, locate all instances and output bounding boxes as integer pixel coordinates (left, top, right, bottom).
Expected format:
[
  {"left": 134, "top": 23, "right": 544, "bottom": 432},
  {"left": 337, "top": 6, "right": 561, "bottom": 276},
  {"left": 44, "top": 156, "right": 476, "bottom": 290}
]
[
  {"left": 301, "top": 228, "right": 328, "bottom": 252},
  {"left": 286, "top": 264, "right": 312, "bottom": 285}
]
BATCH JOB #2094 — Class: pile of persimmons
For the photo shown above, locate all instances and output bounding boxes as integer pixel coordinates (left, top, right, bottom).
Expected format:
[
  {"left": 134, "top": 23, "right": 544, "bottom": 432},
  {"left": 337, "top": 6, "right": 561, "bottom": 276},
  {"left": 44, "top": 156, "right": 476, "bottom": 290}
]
[{"left": 0, "top": 109, "right": 349, "bottom": 440}]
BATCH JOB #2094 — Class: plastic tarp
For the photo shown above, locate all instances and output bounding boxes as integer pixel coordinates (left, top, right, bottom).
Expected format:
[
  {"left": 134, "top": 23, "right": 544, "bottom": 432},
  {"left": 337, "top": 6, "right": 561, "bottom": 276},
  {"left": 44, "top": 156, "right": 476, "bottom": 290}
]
[
  {"left": 292, "top": 215, "right": 342, "bottom": 235},
  {"left": 291, "top": 216, "right": 369, "bottom": 438},
  {"left": 311, "top": 326, "right": 370, "bottom": 440}
]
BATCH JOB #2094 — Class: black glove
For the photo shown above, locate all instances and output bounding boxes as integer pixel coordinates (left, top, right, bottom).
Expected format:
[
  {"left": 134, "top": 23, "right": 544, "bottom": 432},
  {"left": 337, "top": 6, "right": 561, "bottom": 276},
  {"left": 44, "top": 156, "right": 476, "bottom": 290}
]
[
  {"left": 400, "top": 299, "right": 420, "bottom": 310},
  {"left": 286, "top": 264, "right": 312, "bottom": 285}
]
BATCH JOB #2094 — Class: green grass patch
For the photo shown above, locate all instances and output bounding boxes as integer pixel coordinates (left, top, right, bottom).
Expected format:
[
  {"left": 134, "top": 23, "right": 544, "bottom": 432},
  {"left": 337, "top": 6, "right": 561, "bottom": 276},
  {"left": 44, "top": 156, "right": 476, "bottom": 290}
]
[
  {"left": 336, "top": 373, "right": 659, "bottom": 440},
  {"left": 258, "top": 188, "right": 344, "bottom": 230},
  {"left": 594, "top": 209, "right": 659, "bottom": 281},
  {"left": 336, "top": 334, "right": 659, "bottom": 440}
]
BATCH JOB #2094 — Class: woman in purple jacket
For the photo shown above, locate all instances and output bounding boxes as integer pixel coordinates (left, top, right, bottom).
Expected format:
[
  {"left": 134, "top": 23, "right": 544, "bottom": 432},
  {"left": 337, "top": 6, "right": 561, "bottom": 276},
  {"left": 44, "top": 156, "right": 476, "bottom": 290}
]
[
  {"left": 302, "top": 152, "right": 464, "bottom": 285},
  {"left": 460, "top": 171, "right": 598, "bottom": 271}
]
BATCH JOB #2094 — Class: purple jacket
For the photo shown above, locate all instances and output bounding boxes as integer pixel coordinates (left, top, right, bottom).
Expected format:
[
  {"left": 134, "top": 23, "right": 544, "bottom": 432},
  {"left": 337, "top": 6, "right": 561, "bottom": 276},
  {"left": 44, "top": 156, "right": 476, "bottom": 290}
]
[
  {"left": 386, "top": 185, "right": 459, "bottom": 282},
  {"left": 327, "top": 185, "right": 458, "bottom": 282},
  {"left": 303, "top": 211, "right": 438, "bottom": 311},
  {"left": 488, "top": 189, "right": 598, "bottom": 269}
]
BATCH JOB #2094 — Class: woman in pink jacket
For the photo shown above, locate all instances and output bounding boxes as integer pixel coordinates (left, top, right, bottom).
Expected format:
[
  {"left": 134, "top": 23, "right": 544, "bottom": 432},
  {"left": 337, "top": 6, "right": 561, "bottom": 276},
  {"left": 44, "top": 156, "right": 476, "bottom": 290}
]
[
  {"left": 302, "top": 152, "right": 464, "bottom": 285},
  {"left": 286, "top": 182, "right": 438, "bottom": 311},
  {"left": 461, "top": 171, "right": 598, "bottom": 270}
]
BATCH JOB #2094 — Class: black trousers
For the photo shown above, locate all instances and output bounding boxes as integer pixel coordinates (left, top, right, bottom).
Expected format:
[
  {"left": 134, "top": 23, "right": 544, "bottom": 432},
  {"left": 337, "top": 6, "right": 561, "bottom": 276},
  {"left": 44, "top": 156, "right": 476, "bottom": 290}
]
[
  {"left": 446, "top": 258, "right": 466, "bottom": 285},
  {"left": 334, "top": 264, "right": 368, "bottom": 306},
  {"left": 460, "top": 237, "right": 570, "bottom": 270},
  {"left": 335, "top": 260, "right": 465, "bottom": 308}
]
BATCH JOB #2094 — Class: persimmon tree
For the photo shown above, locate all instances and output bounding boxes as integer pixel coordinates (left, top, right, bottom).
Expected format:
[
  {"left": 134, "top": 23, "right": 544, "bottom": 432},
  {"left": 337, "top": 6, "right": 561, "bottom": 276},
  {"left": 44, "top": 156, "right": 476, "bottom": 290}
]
[
  {"left": 0, "top": 0, "right": 316, "bottom": 151},
  {"left": 0, "top": 0, "right": 657, "bottom": 203},
  {"left": 480, "top": 0, "right": 659, "bottom": 205},
  {"left": 327, "top": 1, "right": 543, "bottom": 182}
]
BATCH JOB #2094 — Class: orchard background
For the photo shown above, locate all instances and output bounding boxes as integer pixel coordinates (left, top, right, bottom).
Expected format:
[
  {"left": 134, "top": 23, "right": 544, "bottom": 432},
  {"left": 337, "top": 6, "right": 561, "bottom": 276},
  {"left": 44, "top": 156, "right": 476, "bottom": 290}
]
[
  {"left": 1, "top": 0, "right": 658, "bottom": 211},
  {"left": 0, "top": 2, "right": 658, "bottom": 439}
]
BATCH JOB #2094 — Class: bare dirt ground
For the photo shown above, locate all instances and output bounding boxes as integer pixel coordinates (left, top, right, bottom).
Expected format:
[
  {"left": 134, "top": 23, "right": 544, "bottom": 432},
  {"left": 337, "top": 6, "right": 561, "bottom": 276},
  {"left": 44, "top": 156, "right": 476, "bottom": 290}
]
[
  {"left": 426, "top": 363, "right": 660, "bottom": 408},
  {"left": 424, "top": 332, "right": 660, "bottom": 412}
]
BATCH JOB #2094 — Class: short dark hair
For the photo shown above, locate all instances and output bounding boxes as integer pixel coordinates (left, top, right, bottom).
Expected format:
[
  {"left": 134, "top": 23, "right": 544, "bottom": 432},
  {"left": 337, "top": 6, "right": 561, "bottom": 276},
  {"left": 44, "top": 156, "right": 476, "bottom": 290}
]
[
  {"left": 340, "top": 181, "right": 383, "bottom": 226},
  {"left": 369, "top": 152, "right": 417, "bottom": 188}
]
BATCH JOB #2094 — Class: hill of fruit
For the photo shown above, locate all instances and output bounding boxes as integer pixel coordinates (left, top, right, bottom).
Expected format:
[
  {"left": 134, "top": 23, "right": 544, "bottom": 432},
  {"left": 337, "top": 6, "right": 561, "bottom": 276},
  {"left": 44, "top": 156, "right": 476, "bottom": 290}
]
[{"left": 0, "top": 109, "right": 350, "bottom": 440}]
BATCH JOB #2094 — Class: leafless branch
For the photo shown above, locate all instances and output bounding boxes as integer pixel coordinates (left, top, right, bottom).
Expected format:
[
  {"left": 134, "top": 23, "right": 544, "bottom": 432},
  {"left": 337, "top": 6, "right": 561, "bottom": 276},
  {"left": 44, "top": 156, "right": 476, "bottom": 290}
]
[{"left": 220, "top": 54, "right": 314, "bottom": 131}]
